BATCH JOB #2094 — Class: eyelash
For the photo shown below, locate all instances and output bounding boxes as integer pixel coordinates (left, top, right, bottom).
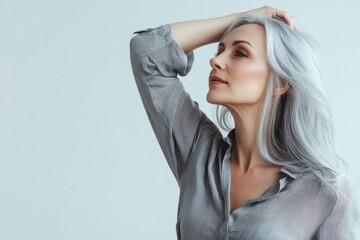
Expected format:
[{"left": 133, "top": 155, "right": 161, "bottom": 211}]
[{"left": 214, "top": 50, "right": 247, "bottom": 58}]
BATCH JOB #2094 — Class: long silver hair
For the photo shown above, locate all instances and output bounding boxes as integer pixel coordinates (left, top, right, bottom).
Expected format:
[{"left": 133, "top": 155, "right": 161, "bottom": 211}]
[{"left": 216, "top": 14, "right": 358, "bottom": 224}]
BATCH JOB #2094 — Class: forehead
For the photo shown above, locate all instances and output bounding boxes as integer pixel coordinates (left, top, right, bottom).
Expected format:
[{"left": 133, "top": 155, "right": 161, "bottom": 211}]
[{"left": 222, "top": 23, "right": 266, "bottom": 51}]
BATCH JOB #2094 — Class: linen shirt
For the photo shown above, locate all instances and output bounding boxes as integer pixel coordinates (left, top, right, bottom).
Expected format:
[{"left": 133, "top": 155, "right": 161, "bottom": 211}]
[{"left": 129, "top": 24, "right": 355, "bottom": 240}]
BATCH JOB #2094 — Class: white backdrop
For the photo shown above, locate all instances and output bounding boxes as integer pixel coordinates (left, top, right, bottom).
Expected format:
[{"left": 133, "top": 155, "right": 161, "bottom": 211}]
[{"left": 0, "top": 0, "right": 359, "bottom": 239}]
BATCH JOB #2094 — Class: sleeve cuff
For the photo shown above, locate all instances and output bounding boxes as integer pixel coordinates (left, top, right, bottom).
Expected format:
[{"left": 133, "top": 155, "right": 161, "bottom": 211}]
[{"left": 140, "top": 24, "right": 195, "bottom": 77}]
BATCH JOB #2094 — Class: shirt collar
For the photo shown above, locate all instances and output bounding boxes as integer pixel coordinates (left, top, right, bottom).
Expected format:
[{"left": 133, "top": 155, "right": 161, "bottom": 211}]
[
  {"left": 279, "top": 166, "right": 298, "bottom": 179},
  {"left": 224, "top": 128, "right": 235, "bottom": 146}
]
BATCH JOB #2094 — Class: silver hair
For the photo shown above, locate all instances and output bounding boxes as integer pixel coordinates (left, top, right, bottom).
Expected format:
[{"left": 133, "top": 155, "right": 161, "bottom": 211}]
[{"left": 215, "top": 14, "right": 359, "bottom": 224}]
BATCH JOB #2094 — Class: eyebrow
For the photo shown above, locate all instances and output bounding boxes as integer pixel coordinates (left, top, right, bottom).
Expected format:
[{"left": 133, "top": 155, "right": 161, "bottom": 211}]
[{"left": 218, "top": 40, "right": 254, "bottom": 49}]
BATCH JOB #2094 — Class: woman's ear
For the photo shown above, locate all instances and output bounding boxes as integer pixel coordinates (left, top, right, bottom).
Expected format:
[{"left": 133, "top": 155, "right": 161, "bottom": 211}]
[{"left": 273, "top": 78, "right": 291, "bottom": 96}]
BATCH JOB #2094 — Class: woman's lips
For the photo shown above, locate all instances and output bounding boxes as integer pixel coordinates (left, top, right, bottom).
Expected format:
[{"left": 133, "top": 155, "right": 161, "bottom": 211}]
[
  {"left": 210, "top": 80, "right": 227, "bottom": 84},
  {"left": 209, "top": 75, "right": 228, "bottom": 85}
]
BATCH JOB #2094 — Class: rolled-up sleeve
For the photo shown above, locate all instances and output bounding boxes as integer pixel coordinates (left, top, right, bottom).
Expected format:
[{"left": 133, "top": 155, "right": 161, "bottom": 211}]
[
  {"left": 129, "top": 24, "right": 218, "bottom": 185},
  {"left": 313, "top": 178, "right": 356, "bottom": 240}
]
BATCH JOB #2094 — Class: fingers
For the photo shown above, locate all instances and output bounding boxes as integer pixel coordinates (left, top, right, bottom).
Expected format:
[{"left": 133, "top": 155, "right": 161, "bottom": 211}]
[
  {"left": 274, "top": 12, "right": 299, "bottom": 31},
  {"left": 262, "top": 6, "right": 300, "bottom": 32},
  {"left": 241, "top": 6, "right": 301, "bottom": 32}
]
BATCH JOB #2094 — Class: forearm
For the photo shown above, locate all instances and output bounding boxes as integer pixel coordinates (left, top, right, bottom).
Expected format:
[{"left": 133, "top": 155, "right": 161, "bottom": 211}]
[{"left": 170, "top": 13, "right": 241, "bottom": 54}]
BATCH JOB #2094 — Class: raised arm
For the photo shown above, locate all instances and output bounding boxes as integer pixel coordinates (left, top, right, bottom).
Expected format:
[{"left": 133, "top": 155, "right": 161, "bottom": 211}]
[
  {"left": 130, "top": 6, "right": 295, "bottom": 185},
  {"left": 171, "top": 6, "right": 297, "bottom": 54},
  {"left": 170, "top": 14, "right": 239, "bottom": 54}
]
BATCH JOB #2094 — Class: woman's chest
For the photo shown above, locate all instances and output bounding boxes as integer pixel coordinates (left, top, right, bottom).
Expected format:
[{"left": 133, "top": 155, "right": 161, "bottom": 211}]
[{"left": 229, "top": 163, "right": 282, "bottom": 213}]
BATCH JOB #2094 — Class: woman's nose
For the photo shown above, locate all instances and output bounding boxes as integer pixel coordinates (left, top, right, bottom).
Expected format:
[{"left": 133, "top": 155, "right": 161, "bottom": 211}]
[{"left": 210, "top": 57, "right": 225, "bottom": 70}]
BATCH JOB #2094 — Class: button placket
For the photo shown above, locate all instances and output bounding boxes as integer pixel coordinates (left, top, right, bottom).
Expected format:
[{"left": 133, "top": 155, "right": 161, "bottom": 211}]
[{"left": 220, "top": 145, "right": 232, "bottom": 239}]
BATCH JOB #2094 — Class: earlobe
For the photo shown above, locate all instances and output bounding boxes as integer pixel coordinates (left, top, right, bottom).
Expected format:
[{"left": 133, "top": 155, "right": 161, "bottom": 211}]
[{"left": 273, "top": 78, "right": 291, "bottom": 96}]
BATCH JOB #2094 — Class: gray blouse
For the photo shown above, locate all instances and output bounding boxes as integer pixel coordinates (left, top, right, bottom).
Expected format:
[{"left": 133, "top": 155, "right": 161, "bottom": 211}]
[{"left": 129, "top": 24, "right": 355, "bottom": 240}]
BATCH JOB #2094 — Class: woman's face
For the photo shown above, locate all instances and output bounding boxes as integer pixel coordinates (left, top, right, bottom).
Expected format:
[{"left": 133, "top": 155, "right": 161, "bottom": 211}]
[{"left": 206, "top": 23, "right": 269, "bottom": 108}]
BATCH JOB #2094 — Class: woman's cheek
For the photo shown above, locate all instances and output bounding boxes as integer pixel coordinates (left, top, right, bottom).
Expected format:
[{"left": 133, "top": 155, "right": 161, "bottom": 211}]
[{"left": 231, "top": 64, "right": 269, "bottom": 102}]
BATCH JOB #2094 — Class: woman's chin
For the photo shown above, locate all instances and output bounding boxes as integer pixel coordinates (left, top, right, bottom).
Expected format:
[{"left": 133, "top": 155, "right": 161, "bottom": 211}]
[
  {"left": 206, "top": 95, "right": 222, "bottom": 105},
  {"left": 206, "top": 94, "right": 216, "bottom": 104}
]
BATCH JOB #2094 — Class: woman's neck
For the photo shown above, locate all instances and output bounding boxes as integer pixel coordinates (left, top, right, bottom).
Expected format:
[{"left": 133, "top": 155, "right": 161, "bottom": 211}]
[{"left": 229, "top": 106, "right": 273, "bottom": 173}]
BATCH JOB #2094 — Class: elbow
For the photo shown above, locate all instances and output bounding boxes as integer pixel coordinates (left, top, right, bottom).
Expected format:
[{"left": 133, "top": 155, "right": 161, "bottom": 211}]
[
  {"left": 129, "top": 34, "right": 142, "bottom": 59},
  {"left": 129, "top": 34, "right": 148, "bottom": 72},
  {"left": 130, "top": 28, "right": 157, "bottom": 59}
]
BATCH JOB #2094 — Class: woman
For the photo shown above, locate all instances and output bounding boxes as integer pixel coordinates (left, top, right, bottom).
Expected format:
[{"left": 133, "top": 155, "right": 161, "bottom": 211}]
[{"left": 130, "top": 6, "right": 357, "bottom": 240}]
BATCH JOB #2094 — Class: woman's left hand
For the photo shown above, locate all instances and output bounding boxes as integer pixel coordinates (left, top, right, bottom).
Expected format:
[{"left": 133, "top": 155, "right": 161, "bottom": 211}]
[{"left": 239, "top": 5, "right": 300, "bottom": 32}]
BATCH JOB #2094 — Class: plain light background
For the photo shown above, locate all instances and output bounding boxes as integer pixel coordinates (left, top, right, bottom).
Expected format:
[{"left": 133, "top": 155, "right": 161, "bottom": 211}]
[{"left": 0, "top": 0, "right": 359, "bottom": 239}]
